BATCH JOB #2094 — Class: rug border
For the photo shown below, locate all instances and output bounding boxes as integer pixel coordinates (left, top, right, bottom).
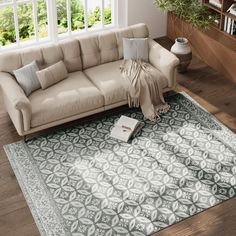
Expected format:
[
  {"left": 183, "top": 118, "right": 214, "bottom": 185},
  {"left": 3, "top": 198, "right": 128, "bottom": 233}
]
[
  {"left": 4, "top": 143, "right": 48, "bottom": 236},
  {"left": 4, "top": 142, "right": 70, "bottom": 236},
  {"left": 178, "top": 91, "right": 236, "bottom": 147}
]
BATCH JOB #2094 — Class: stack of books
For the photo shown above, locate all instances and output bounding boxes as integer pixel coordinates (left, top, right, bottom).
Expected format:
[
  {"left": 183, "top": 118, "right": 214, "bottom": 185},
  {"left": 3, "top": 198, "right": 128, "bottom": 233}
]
[
  {"left": 224, "top": 4, "right": 236, "bottom": 36},
  {"left": 209, "top": 0, "right": 222, "bottom": 9}
]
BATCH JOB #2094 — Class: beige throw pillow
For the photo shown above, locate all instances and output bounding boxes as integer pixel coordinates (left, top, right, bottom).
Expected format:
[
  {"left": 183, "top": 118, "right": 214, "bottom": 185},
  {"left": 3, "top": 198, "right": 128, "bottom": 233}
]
[{"left": 36, "top": 61, "right": 68, "bottom": 89}]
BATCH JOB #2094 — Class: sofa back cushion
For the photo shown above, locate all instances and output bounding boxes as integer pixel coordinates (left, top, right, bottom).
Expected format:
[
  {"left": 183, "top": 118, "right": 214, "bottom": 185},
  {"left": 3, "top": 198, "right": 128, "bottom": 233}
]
[
  {"left": 21, "top": 48, "right": 44, "bottom": 67},
  {"left": 78, "top": 23, "right": 149, "bottom": 69},
  {"left": 115, "top": 28, "right": 134, "bottom": 59},
  {"left": 0, "top": 23, "right": 149, "bottom": 73},
  {"left": 58, "top": 39, "right": 82, "bottom": 72},
  {"left": 0, "top": 52, "right": 22, "bottom": 74},
  {"left": 131, "top": 23, "right": 149, "bottom": 38},
  {"left": 98, "top": 31, "right": 119, "bottom": 64},
  {"left": 41, "top": 44, "right": 63, "bottom": 68},
  {"left": 78, "top": 31, "right": 120, "bottom": 69},
  {"left": 78, "top": 35, "right": 100, "bottom": 70}
]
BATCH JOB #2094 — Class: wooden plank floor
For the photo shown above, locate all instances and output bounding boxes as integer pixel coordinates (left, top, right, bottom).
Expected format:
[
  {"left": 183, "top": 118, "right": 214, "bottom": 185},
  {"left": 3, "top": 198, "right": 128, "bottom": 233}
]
[{"left": 0, "top": 37, "right": 236, "bottom": 236}]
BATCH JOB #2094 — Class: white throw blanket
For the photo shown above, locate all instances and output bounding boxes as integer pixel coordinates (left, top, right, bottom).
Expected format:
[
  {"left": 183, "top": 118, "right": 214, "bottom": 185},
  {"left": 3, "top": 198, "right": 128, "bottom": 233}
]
[{"left": 120, "top": 59, "right": 169, "bottom": 122}]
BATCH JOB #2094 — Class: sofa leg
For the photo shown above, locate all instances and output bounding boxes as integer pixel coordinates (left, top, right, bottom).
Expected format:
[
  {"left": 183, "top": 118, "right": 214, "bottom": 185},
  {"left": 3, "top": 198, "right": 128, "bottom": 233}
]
[
  {"left": 164, "top": 91, "right": 176, "bottom": 98},
  {"left": 164, "top": 91, "right": 170, "bottom": 98},
  {"left": 23, "top": 135, "right": 27, "bottom": 142}
]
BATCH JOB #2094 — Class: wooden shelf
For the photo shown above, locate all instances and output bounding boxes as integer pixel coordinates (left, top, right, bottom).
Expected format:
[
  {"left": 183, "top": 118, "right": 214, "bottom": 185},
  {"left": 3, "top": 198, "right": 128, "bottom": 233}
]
[
  {"left": 205, "top": 24, "right": 236, "bottom": 51},
  {"left": 222, "top": 30, "right": 236, "bottom": 40},
  {"left": 223, "top": 12, "right": 236, "bottom": 21},
  {"left": 203, "top": 0, "right": 236, "bottom": 40}
]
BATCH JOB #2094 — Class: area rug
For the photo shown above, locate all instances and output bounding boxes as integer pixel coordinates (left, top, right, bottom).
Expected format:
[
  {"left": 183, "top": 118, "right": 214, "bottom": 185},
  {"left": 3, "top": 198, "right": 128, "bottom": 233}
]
[{"left": 4, "top": 92, "right": 236, "bottom": 236}]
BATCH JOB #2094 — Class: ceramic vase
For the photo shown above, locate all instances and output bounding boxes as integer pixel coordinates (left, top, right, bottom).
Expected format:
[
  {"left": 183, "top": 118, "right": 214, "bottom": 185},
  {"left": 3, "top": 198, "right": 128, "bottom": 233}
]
[{"left": 171, "top": 37, "right": 192, "bottom": 73}]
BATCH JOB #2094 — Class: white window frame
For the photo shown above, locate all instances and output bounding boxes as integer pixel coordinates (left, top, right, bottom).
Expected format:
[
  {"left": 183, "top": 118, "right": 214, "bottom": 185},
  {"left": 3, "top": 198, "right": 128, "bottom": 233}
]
[
  {"left": 0, "top": 0, "right": 118, "bottom": 51},
  {"left": 56, "top": 0, "right": 118, "bottom": 40},
  {"left": 0, "top": 0, "right": 50, "bottom": 49}
]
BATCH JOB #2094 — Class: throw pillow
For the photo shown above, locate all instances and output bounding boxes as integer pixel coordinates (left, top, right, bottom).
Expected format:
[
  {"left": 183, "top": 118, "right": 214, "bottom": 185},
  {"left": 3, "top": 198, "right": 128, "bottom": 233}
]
[
  {"left": 13, "top": 61, "right": 40, "bottom": 96},
  {"left": 36, "top": 61, "right": 68, "bottom": 89},
  {"left": 123, "top": 38, "right": 149, "bottom": 62}
]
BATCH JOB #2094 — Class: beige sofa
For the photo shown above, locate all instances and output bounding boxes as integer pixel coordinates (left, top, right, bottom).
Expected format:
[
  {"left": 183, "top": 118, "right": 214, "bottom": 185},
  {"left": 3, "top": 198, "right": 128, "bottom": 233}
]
[{"left": 0, "top": 23, "right": 179, "bottom": 137}]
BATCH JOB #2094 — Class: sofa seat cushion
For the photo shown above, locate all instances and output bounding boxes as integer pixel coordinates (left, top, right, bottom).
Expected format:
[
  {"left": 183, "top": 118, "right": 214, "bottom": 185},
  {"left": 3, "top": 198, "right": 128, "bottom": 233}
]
[
  {"left": 29, "top": 71, "right": 104, "bottom": 127},
  {"left": 84, "top": 60, "right": 169, "bottom": 106},
  {"left": 84, "top": 60, "right": 127, "bottom": 106}
]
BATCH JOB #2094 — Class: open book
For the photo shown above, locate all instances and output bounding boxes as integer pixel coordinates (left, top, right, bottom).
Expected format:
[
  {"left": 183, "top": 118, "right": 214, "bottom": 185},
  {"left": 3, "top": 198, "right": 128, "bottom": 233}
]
[{"left": 110, "top": 115, "right": 144, "bottom": 142}]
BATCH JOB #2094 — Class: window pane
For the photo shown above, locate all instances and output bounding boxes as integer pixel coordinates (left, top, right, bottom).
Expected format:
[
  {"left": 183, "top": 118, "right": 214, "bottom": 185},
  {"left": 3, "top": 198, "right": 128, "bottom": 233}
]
[
  {"left": 37, "top": 0, "right": 48, "bottom": 39},
  {"left": 18, "top": 3, "right": 35, "bottom": 43},
  {"left": 87, "top": 0, "right": 102, "bottom": 29},
  {"left": 0, "top": 0, "right": 12, "bottom": 4},
  {"left": 104, "top": 0, "right": 112, "bottom": 25},
  {"left": 71, "top": 0, "right": 85, "bottom": 31},
  {"left": 56, "top": 0, "right": 68, "bottom": 34},
  {"left": 0, "top": 6, "right": 15, "bottom": 46}
]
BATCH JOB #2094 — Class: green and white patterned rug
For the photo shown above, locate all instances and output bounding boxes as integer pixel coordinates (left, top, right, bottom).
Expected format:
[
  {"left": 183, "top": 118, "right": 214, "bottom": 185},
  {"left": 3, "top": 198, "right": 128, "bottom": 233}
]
[{"left": 4, "top": 93, "right": 236, "bottom": 236}]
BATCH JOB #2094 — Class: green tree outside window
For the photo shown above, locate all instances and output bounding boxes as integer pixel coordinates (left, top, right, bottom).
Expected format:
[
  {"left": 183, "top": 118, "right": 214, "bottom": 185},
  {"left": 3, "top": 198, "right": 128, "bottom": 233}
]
[{"left": 0, "top": 0, "right": 112, "bottom": 46}]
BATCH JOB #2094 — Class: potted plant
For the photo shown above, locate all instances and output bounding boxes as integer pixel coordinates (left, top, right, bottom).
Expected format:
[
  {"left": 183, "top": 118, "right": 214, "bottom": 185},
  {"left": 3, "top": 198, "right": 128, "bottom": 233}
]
[{"left": 154, "top": 0, "right": 216, "bottom": 72}]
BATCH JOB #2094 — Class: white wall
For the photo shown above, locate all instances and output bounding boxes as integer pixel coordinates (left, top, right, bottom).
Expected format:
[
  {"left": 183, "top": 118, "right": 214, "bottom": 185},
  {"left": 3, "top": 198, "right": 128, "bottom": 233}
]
[
  {"left": 117, "top": 0, "right": 128, "bottom": 28},
  {"left": 118, "top": 0, "right": 167, "bottom": 39}
]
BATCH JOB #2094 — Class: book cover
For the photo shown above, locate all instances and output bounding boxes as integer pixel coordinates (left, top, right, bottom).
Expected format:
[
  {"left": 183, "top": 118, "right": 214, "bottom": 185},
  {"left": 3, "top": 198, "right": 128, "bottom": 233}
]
[
  {"left": 224, "top": 16, "right": 228, "bottom": 31},
  {"left": 227, "top": 18, "right": 232, "bottom": 34},
  {"left": 229, "top": 3, "right": 236, "bottom": 16},
  {"left": 231, "top": 20, "right": 234, "bottom": 35},
  {"left": 110, "top": 115, "right": 144, "bottom": 142},
  {"left": 209, "top": 0, "right": 222, "bottom": 9},
  {"left": 231, "top": 20, "right": 236, "bottom": 35}
]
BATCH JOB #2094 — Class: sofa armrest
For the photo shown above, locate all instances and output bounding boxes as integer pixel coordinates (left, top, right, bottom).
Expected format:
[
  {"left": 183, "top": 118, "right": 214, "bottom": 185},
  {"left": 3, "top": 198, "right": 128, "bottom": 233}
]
[
  {"left": 0, "top": 72, "right": 31, "bottom": 133},
  {"left": 149, "top": 39, "right": 179, "bottom": 88}
]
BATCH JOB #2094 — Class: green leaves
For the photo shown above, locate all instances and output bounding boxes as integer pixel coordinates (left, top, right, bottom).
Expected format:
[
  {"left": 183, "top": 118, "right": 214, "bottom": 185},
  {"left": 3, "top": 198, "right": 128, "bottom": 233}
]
[
  {"left": 187, "top": 5, "right": 216, "bottom": 30},
  {"left": 154, "top": 0, "right": 215, "bottom": 30},
  {"left": 154, "top": 0, "right": 174, "bottom": 11},
  {"left": 0, "top": 6, "right": 15, "bottom": 46}
]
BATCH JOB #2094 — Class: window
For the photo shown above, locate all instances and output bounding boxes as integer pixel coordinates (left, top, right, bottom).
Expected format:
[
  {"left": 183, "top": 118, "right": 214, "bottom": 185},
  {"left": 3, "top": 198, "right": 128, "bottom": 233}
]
[
  {"left": 56, "top": 0, "right": 115, "bottom": 37},
  {"left": 0, "top": 0, "right": 116, "bottom": 50},
  {"left": 0, "top": 0, "right": 48, "bottom": 48}
]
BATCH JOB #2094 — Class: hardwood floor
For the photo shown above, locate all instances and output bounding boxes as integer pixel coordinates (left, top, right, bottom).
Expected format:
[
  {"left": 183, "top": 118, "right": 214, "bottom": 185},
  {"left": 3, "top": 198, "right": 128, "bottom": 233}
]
[{"left": 0, "top": 37, "right": 236, "bottom": 236}]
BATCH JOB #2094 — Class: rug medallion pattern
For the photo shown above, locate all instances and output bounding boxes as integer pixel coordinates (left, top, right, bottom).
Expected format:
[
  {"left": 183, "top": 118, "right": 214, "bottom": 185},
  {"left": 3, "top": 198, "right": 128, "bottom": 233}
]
[{"left": 4, "top": 93, "right": 236, "bottom": 236}]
